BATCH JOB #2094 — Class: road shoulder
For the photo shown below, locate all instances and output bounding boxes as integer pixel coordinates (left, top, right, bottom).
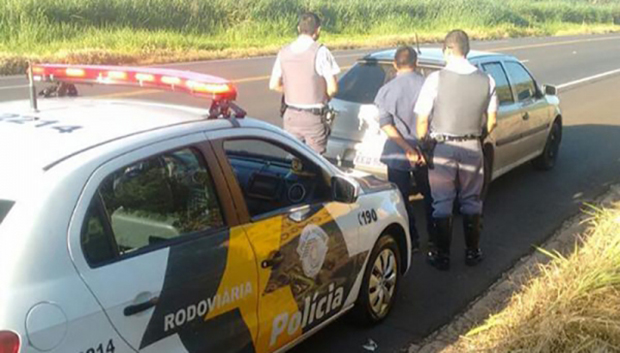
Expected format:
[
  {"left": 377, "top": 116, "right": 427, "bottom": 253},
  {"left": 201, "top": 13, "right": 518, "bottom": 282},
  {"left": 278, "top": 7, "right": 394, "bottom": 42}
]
[{"left": 408, "top": 184, "right": 620, "bottom": 353}]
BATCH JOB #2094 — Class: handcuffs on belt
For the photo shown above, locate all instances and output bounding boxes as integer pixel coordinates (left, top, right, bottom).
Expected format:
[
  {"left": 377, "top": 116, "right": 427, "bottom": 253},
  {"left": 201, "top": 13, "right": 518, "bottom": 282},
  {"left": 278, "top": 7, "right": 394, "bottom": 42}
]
[{"left": 432, "top": 134, "right": 480, "bottom": 143}]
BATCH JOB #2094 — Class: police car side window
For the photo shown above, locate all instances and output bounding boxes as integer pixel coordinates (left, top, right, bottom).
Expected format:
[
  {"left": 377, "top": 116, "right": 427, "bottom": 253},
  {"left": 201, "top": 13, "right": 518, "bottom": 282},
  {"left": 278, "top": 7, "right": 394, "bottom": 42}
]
[
  {"left": 482, "top": 62, "right": 514, "bottom": 105},
  {"left": 504, "top": 62, "right": 537, "bottom": 102},
  {"left": 81, "top": 148, "right": 225, "bottom": 266},
  {"left": 223, "top": 139, "right": 331, "bottom": 219}
]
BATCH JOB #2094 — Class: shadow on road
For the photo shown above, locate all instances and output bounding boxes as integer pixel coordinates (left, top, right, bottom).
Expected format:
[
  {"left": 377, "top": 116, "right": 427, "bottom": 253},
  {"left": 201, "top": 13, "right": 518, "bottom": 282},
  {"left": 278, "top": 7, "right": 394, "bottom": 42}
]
[{"left": 293, "top": 124, "right": 620, "bottom": 353}]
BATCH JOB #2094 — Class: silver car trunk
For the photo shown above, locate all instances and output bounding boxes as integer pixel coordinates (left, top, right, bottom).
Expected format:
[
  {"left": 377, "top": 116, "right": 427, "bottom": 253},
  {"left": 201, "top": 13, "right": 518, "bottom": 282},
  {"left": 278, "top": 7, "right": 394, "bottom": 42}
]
[{"left": 330, "top": 98, "right": 380, "bottom": 143}]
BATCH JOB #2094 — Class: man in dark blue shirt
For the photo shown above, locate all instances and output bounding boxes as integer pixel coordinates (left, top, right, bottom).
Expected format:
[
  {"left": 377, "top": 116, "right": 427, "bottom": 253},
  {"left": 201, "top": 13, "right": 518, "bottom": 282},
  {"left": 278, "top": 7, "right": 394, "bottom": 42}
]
[{"left": 375, "top": 46, "right": 434, "bottom": 251}]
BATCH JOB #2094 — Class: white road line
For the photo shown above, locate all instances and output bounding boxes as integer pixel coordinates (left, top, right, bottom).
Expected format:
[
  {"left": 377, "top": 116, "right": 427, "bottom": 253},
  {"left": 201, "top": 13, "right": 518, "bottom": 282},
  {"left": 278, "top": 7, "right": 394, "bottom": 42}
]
[
  {"left": 557, "top": 68, "right": 620, "bottom": 90},
  {"left": 0, "top": 84, "right": 28, "bottom": 90},
  {"left": 157, "top": 50, "right": 369, "bottom": 67},
  {"left": 521, "top": 59, "right": 530, "bottom": 63},
  {"left": 0, "top": 75, "right": 25, "bottom": 81}
]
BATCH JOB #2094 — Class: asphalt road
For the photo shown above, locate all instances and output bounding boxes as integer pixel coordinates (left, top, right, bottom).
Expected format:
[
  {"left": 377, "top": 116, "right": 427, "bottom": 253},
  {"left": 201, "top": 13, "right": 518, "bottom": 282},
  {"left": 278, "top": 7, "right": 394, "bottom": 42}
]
[{"left": 2, "top": 33, "right": 620, "bottom": 353}]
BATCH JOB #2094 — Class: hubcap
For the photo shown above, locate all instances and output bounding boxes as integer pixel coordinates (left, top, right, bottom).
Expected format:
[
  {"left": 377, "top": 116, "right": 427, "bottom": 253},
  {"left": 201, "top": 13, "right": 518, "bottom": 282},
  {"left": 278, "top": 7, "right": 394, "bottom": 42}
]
[{"left": 368, "top": 249, "right": 398, "bottom": 317}]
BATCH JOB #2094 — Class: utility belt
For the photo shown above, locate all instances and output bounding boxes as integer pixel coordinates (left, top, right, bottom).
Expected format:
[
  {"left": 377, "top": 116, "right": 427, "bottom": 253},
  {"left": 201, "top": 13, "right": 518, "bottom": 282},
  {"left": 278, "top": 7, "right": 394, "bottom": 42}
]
[
  {"left": 418, "top": 134, "right": 481, "bottom": 170},
  {"left": 285, "top": 105, "right": 327, "bottom": 116},
  {"left": 280, "top": 96, "right": 337, "bottom": 129},
  {"left": 432, "top": 134, "right": 481, "bottom": 143}
]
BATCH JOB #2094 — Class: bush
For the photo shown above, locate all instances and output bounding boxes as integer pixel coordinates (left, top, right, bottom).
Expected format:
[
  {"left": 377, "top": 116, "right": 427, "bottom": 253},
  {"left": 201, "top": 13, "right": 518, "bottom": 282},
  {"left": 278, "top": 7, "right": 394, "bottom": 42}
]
[
  {"left": 449, "top": 207, "right": 620, "bottom": 352},
  {"left": 1, "top": 0, "right": 619, "bottom": 74}
]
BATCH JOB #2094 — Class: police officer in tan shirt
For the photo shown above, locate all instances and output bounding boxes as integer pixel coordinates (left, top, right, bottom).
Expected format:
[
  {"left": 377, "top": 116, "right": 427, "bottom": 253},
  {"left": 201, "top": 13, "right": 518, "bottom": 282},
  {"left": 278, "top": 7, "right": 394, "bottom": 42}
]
[{"left": 269, "top": 12, "right": 340, "bottom": 154}]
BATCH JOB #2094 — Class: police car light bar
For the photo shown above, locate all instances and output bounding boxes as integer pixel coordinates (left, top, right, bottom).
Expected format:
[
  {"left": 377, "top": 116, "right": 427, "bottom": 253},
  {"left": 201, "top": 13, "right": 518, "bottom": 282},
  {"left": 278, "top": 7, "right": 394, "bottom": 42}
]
[
  {"left": 30, "top": 63, "right": 246, "bottom": 119},
  {"left": 31, "top": 63, "right": 237, "bottom": 100}
]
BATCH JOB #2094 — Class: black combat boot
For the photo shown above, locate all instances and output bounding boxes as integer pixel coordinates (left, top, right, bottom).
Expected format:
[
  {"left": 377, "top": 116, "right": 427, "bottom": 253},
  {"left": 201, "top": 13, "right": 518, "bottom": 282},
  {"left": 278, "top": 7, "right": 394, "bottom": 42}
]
[
  {"left": 463, "top": 214, "right": 483, "bottom": 266},
  {"left": 427, "top": 217, "right": 452, "bottom": 271}
]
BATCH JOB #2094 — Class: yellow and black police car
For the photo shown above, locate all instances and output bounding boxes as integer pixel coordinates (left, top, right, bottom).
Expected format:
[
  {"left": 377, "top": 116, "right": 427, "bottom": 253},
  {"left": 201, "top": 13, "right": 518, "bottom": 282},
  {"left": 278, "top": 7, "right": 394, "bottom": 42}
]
[{"left": 0, "top": 64, "right": 413, "bottom": 353}]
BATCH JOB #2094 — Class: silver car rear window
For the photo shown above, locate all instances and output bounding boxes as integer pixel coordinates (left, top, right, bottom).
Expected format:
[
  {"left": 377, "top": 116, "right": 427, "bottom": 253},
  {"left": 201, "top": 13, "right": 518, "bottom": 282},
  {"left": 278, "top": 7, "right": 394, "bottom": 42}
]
[
  {"left": 336, "top": 62, "right": 439, "bottom": 105},
  {"left": 0, "top": 199, "right": 14, "bottom": 226},
  {"left": 336, "top": 62, "right": 395, "bottom": 104}
]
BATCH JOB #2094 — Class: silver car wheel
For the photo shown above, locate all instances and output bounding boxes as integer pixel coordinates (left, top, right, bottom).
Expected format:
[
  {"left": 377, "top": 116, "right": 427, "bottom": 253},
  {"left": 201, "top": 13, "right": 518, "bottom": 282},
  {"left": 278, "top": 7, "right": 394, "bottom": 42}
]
[{"left": 368, "top": 248, "right": 398, "bottom": 317}]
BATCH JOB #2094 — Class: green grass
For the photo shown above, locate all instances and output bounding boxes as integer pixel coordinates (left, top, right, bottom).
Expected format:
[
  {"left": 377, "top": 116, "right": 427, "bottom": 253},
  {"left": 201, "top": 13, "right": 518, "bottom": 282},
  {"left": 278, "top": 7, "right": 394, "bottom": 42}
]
[
  {"left": 446, "top": 205, "right": 620, "bottom": 352},
  {"left": 1, "top": 0, "right": 620, "bottom": 74}
]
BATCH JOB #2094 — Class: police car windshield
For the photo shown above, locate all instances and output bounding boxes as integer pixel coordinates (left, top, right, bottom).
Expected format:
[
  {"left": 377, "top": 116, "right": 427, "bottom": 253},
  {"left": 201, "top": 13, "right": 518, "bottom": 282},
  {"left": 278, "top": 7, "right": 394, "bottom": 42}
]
[{"left": 0, "top": 199, "right": 14, "bottom": 226}]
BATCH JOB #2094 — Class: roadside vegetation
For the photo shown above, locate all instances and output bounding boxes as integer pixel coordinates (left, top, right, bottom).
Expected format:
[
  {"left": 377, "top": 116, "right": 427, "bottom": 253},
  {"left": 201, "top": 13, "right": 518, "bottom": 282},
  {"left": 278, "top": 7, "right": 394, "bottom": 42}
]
[
  {"left": 1, "top": 0, "right": 620, "bottom": 74},
  {"left": 446, "top": 206, "right": 620, "bottom": 353}
]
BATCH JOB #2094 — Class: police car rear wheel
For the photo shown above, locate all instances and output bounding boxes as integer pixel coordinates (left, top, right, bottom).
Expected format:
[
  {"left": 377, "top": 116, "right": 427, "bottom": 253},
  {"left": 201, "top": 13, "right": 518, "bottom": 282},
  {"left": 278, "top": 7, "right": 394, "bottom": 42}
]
[{"left": 353, "top": 235, "right": 401, "bottom": 325}]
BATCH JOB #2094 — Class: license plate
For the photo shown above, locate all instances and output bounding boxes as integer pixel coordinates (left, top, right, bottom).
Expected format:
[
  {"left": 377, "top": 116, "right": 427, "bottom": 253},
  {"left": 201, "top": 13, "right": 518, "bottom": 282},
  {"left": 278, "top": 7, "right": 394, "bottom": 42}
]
[{"left": 353, "top": 153, "right": 383, "bottom": 168}]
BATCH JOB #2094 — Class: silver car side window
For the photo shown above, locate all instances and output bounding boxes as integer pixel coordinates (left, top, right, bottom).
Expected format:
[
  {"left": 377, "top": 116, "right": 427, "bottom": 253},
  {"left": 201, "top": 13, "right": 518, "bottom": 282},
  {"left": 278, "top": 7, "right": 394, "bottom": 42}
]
[
  {"left": 482, "top": 62, "right": 515, "bottom": 105},
  {"left": 504, "top": 62, "right": 537, "bottom": 102}
]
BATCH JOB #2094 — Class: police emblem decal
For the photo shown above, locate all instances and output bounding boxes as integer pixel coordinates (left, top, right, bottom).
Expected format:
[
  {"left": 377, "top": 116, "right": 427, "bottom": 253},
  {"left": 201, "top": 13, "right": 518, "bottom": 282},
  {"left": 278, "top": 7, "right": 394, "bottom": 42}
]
[{"left": 297, "top": 224, "right": 329, "bottom": 278}]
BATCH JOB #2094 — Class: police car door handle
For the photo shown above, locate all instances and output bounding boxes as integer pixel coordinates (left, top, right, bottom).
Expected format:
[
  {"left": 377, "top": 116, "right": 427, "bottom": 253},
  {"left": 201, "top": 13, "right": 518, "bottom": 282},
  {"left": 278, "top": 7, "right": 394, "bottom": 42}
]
[
  {"left": 261, "top": 250, "right": 284, "bottom": 269},
  {"left": 124, "top": 296, "right": 159, "bottom": 316},
  {"left": 288, "top": 207, "right": 312, "bottom": 223},
  {"left": 522, "top": 112, "right": 530, "bottom": 120}
]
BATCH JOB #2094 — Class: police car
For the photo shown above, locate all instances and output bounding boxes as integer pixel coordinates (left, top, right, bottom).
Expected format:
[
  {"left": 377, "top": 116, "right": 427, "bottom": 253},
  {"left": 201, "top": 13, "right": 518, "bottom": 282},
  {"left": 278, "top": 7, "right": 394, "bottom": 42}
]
[
  {"left": 325, "top": 48, "right": 562, "bottom": 193},
  {"left": 0, "top": 64, "right": 413, "bottom": 353}
]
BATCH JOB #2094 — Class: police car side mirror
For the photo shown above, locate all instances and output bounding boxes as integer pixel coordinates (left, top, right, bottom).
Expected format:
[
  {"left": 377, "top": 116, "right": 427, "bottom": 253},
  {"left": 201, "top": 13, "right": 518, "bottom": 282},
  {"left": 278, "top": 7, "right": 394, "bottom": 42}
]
[
  {"left": 542, "top": 84, "right": 557, "bottom": 96},
  {"left": 331, "top": 176, "right": 359, "bottom": 203}
]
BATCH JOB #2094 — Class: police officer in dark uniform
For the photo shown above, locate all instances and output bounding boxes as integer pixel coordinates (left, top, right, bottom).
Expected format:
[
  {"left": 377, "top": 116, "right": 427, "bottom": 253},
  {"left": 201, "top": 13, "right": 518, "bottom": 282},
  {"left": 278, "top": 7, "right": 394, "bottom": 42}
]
[
  {"left": 415, "top": 30, "right": 498, "bottom": 270},
  {"left": 375, "top": 46, "right": 434, "bottom": 251},
  {"left": 269, "top": 12, "right": 340, "bottom": 154}
]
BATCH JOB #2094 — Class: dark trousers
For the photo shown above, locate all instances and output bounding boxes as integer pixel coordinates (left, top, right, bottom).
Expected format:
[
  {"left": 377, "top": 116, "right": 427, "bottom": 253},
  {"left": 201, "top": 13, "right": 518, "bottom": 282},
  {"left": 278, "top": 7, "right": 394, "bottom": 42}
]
[
  {"left": 429, "top": 140, "right": 484, "bottom": 218},
  {"left": 387, "top": 167, "right": 434, "bottom": 244}
]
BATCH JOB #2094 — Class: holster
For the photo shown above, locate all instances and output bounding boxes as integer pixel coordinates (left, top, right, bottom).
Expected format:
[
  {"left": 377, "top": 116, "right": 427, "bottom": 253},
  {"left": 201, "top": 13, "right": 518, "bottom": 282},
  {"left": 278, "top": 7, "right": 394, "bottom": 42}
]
[
  {"left": 321, "top": 106, "right": 336, "bottom": 138},
  {"left": 418, "top": 137, "right": 437, "bottom": 170}
]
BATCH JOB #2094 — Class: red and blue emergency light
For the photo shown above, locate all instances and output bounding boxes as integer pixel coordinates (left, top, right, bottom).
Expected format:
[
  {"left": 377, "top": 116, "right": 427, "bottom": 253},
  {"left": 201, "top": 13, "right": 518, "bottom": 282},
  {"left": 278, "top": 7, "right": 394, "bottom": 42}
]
[{"left": 28, "top": 63, "right": 245, "bottom": 119}]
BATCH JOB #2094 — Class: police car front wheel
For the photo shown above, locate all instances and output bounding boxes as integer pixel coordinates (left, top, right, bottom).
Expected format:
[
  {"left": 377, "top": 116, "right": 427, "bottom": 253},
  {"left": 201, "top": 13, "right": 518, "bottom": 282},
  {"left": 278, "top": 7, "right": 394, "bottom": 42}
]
[{"left": 352, "top": 234, "right": 401, "bottom": 325}]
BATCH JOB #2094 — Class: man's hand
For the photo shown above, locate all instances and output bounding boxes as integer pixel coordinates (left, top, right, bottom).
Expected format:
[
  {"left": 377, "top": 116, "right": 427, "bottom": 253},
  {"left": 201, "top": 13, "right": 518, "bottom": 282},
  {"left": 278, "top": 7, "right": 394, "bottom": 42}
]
[
  {"left": 269, "top": 75, "right": 283, "bottom": 93},
  {"left": 406, "top": 148, "right": 424, "bottom": 167},
  {"left": 382, "top": 124, "right": 424, "bottom": 167}
]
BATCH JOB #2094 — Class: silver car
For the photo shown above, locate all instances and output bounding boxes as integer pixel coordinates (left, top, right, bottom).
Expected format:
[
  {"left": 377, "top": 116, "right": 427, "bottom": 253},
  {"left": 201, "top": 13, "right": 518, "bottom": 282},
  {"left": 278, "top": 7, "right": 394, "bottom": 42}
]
[{"left": 325, "top": 48, "right": 562, "bottom": 193}]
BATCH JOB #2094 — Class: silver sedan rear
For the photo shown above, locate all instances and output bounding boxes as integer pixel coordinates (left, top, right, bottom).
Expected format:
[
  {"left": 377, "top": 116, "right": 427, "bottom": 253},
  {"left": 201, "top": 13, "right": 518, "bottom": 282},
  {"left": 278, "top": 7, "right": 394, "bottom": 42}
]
[{"left": 325, "top": 48, "right": 562, "bottom": 194}]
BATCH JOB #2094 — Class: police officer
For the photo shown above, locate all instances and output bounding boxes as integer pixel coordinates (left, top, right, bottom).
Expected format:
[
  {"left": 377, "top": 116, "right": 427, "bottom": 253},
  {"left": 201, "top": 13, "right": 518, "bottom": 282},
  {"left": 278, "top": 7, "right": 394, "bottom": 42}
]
[
  {"left": 375, "top": 46, "right": 433, "bottom": 251},
  {"left": 269, "top": 12, "right": 340, "bottom": 154},
  {"left": 415, "top": 30, "right": 498, "bottom": 270}
]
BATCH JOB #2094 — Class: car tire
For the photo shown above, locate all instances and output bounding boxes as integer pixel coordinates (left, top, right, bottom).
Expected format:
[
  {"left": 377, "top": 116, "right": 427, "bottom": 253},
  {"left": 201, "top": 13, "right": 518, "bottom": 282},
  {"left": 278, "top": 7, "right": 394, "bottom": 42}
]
[
  {"left": 351, "top": 234, "right": 401, "bottom": 325},
  {"left": 532, "top": 120, "right": 562, "bottom": 171},
  {"left": 480, "top": 145, "right": 493, "bottom": 201}
]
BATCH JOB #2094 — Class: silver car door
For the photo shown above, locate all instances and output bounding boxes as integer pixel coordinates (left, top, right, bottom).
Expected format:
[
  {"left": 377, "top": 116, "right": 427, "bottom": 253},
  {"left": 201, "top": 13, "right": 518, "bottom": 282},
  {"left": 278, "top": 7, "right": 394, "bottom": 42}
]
[
  {"left": 503, "top": 61, "right": 550, "bottom": 161},
  {"left": 480, "top": 61, "right": 526, "bottom": 176}
]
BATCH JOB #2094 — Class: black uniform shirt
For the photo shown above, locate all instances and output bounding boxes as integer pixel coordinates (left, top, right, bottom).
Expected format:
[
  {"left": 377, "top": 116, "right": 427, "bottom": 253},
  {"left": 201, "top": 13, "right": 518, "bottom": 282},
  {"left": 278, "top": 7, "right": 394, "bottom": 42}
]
[{"left": 374, "top": 71, "right": 425, "bottom": 171}]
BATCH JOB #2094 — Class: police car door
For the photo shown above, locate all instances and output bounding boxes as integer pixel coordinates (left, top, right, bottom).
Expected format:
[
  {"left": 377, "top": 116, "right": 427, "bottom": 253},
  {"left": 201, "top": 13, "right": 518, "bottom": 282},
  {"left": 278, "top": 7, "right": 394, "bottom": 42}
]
[
  {"left": 68, "top": 134, "right": 259, "bottom": 353},
  {"left": 209, "top": 129, "right": 367, "bottom": 352}
]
